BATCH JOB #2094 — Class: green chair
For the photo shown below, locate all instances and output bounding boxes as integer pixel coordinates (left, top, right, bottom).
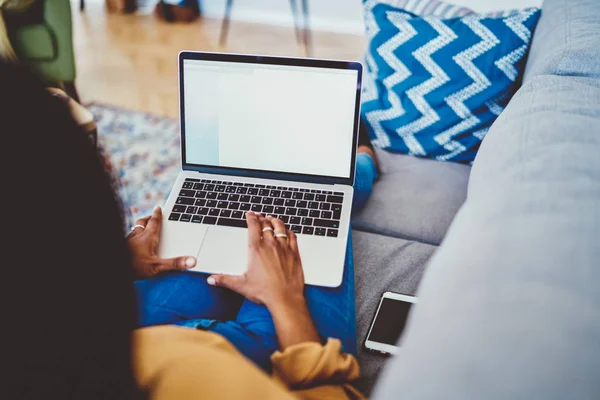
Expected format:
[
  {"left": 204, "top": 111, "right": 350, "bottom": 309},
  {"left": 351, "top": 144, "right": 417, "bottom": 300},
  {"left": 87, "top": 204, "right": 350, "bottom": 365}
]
[{"left": 5, "top": 0, "right": 78, "bottom": 99}]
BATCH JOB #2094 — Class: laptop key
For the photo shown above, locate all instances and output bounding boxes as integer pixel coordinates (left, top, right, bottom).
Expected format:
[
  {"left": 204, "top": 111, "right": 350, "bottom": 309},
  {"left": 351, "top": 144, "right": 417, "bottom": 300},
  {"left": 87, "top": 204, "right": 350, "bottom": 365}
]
[
  {"left": 262, "top": 197, "right": 273, "bottom": 205},
  {"left": 281, "top": 191, "right": 293, "bottom": 199},
  {"left": 236, "top": 187, "right": 248, "bottom": 194},
  {"left": 248, "top": 188, "right": 259, "bottom": 195},
  {"left": 240, "top": 195, "right": 251, "bottom": 203},
  {"left": 269, "top": 190, "right": 281, "bottom": 197},
  {"left": 251, "top": 204, "right": 263, "bottom": 212},
  {"left": 169, "top": 213, "right": 181, "bottom": 221},
  {"left": 308, "top": 201, "right": 319, "bottom": 209},
  {"left": 327, "top": 229, "right": 339, "bottom": 237},
  {"left": 191, "top": 215, "right": 203, "bottom": 223},
  {"left": 290, "top": 225, "right": 302, "bottom": 234},
  {"left": 208, "top": 208, "right": 220, "bottom": 216},
  {"left": 195, "top": 199, "right": 207, "bottom": 207},
  {"left": 195, "top": 191, "right": 207, "bottom": 198},
  {"left": 321, "top": 211, "right": 333, "bottom": 219},
  {"left": 225, "top": 186, "right": 236, "bottom": 193},
  {"left": 217, "top": 217, "right": 248, "bottom": 228},
  {"left": 180, "top": 214, "right": 192, "bottom": 222},
  {"left": 334, "top": 192, "right": 344, "bottom": 196},
  {"left": 297, "top": 209, "right": 309, "bottom": 217},
  {"left": 217, "top": 201, "right": 229, "bottom": 209},
  {"left": 228, "top": 194, "right": 240, "bottom": 202},
  {"left": 173, "top": 205, "right": 186, "bottom": 213},
  {"left": 274, "top": 198, "right": 285, "bottom": 206},
  {"left": 316, "top": 194, "right": 326, "bottom": 202},
  {"left": 193, "top": 183, "right": 204, "bottom": 190},
  {"left": 315, "top": 228, "right": 326, "bottom": 236},
  {"left": 296, "top": 200, "right": 307, "bottom": 208},
  {"left": 319, "top": 202, "right": 330, "bottom": 210},
  {"left": 314, "top": 219, "right": 339, "bottom": 229},
  {"left": 206, "top": 192, "right": 217, "bottom": 199},
  {"left": 197, "top": 207, "right": 209, "bottom": 215},
  {"left": 203, "top": 216, "right": 217, "bottom": 225},
  {"left": 290, "top": 216, "right": 301, "bottom": 225},
  {"left": 327, "top": 195, "right": 344, "bottom": 204},
  {"left": 186, "top": 206, "right": 198, "bottom": 214},
  {"left": 331, "top": 204, "right": 342, "bottom": 212},
  {"left": 215, "top": 185, "right": 226, "bottom": 192},
  {"left": 301, "top": 217, "right": 313, "bottom": 226},
  {"left": 228, "top": 202, "right": 240, "bottom": 210},
  {"left": 217, "top": 193, "right": 228, "bottom": 200},
  {"left": 332, "top": 210, "right": 341, "bottom": 220},
  {"left": 259, "top": 189, "right": 270, "bottom": 196},
  {"left": 285, "top": 199, "right": 296, "bottom": 207},
  {"left": 240, "top": 203, "right": 251, "bottom": 211},
  {"left": 176, "top": 197, "right": 195, "bottom": 205},
  {"left": 292, "top": 192, "right": 303, "bottom": 200},
  {"left": 304, "top": 193, "right": 315, "bottom": 201},
  {"left": 302, "top": 226, "right": 314, "bottom": 235},
  {"left": 309, "top": 210, "right": 320, "bottom": 218},
  {"left": 204, "top": 184, "right": 215, "bottom": 191},
  {"left": 220, "top": 209, "right": 232, "bottom": 218},
  {"left": 251, "top": 196, "right": 262, "bottom": 204},
  {"left": 233, "top": 182, "right": 244, "bottom": 186},
  {"left": 232, "top": 211, "right": 244, "bottom": 219},
  {"left": 280, "top": 215, "right": 290, "bottom": 223},
  {"left": 244, "top": 183, "right": 255, "bottom": 187},
  {"left": 179, "top": 190, "right": 195, "bottom": 198},
  {"left": 185, "top": 178, "right": 200, "bottom": 182},
  {"left": 263, "top": 205, "right": 274, "bottom": 214},
  {"left": 285, "top": 207, "right": 297, "bottom": 216},
  {"left": 256, "top": 184, "right": 266, "bottom": 188},
  {"left": 182, "top": 182, "right": 194, "bottom": 189},
  {"left": 274, "top": 206, "right": 286, "bottom": 214}
]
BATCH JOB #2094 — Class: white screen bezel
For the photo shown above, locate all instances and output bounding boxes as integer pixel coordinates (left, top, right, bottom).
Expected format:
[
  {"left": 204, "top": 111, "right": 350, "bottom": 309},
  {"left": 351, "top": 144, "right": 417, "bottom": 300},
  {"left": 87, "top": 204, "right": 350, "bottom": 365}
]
[{"left": 364, "top": 292, "right": 418, "bottom": 355}]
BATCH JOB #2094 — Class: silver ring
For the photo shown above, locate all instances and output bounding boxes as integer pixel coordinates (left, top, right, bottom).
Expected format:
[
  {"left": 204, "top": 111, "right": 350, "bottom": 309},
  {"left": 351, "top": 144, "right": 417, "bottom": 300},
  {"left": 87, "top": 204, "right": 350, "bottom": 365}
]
[
  {"left": 274, "top": 233, "right": 288, "bottom": 239},
  {"left": 130, "top": 224, "right": 146, "bottom": 232},
  {"left": 262, "top": 227, "right": 273, "bottom": 233}
]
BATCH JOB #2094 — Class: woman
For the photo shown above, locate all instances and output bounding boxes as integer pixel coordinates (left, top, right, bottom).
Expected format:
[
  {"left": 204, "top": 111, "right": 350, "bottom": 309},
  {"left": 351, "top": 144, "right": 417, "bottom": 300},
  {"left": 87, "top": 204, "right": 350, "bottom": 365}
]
[{"left": 2, "top": 61, "right": 367, "bottom": 399}]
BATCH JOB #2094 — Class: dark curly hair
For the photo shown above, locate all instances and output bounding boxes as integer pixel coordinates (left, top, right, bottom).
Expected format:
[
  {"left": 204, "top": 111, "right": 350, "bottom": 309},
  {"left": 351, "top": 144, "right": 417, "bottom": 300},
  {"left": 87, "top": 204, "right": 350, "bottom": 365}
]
[{"left": 0, "top": 62, "right": 143, "bottom": 399}]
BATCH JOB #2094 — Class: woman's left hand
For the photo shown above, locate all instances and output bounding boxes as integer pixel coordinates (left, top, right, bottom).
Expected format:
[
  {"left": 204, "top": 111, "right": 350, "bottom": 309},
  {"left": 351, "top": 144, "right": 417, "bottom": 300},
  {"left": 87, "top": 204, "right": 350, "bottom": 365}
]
[{"left": 127, "top": 206, "right": 197, "bottom": 279}]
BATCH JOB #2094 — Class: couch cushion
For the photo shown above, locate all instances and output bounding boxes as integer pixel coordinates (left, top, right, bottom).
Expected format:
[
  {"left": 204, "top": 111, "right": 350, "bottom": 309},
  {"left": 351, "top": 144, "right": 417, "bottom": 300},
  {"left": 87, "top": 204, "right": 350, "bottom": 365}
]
[
  {"left": 352, "top": 230, "right": 437, "bottom": 395},
  {"left": 352, "top": 149, "right": 470, "bottom": 245},
  {"left": 372, "top": 9, "right": 600, "bottom": 399},
  {"left": 524, "top": 0, "right": 600, "bottom": 81}
]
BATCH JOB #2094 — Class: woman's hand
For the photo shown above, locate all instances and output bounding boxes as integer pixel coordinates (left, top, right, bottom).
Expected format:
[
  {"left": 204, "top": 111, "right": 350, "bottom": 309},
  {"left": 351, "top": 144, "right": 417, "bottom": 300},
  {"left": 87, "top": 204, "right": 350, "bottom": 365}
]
[
  {"left": 127, "top": 206, "right": 197, "bottom": 279},
  {"left": 208, "top": 211, "right": 320, "bottom": 349},
  {"left": 208, "top": 211, "right": 305, "bottom": 308}
]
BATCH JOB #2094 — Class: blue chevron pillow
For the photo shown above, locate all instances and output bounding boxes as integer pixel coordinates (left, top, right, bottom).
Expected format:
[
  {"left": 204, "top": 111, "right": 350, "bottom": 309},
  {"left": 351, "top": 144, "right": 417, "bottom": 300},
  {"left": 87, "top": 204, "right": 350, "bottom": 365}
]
[{"left": 361, "top": 1, "right": 541, "bottom": 163}]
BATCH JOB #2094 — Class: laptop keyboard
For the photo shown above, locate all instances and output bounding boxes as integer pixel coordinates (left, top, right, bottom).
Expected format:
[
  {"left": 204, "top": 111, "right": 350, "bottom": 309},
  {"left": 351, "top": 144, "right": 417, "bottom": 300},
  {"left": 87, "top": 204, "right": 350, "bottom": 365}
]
[{"left": 168, "top": 178, "right": 344, "bottom": 237}]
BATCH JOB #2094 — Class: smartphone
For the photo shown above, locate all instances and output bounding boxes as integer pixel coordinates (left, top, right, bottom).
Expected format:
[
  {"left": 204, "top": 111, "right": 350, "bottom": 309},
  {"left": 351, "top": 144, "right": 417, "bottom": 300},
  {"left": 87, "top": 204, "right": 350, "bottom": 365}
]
[{"left": 364, "top": 292, "right": 417, "bottom": 355}]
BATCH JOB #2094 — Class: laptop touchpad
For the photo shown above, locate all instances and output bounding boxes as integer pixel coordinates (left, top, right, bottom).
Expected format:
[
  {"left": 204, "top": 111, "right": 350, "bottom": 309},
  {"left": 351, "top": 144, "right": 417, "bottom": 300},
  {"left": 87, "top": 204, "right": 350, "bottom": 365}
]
[{"left": 195, "top": 226, "right": 247, "bottom": 276}]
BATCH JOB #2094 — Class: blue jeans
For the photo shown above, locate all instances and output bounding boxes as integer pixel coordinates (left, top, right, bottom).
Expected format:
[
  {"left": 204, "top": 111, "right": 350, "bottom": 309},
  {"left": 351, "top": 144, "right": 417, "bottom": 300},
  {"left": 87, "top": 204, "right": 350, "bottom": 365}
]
[{"left": 135, "top": 154, "right": 377, "bottom": 370}]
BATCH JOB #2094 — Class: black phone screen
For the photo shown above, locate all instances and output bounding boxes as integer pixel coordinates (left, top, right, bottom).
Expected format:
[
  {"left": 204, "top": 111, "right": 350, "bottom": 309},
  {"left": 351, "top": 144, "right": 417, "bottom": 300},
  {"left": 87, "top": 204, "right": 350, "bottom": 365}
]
[{"left": 367, "top": 297, "right": 414, "bottom": 345}]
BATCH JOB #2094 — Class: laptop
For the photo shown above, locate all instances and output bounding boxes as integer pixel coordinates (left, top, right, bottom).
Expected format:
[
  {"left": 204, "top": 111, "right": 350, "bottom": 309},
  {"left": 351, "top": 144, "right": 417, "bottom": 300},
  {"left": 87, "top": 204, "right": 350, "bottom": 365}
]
[{"left": 158, "top": 51, "right": 362, "bottom": 287}]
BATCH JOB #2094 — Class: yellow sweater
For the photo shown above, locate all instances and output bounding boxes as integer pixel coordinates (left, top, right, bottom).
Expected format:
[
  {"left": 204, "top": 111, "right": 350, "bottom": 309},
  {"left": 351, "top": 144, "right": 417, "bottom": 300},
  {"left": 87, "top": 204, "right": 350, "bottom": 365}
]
[{"left": 133, "top": 326, "right": 365, "bottom": 400}]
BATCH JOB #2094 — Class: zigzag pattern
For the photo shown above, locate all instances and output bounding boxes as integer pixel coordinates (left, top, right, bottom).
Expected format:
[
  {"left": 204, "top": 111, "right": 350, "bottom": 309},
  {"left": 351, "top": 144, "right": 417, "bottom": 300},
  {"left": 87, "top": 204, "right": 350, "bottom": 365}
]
[
  {"left": 360, "top": 2, "right": 541, "bottom": 163},
  {"left": 495, "top": 9, "right": 538, "bottom": 81},
  {"left": 395, "top": 17, "right": 457, "bottom": 156},
  {"left": 365, "top": 11, "right": 417, "bottom": 149}
]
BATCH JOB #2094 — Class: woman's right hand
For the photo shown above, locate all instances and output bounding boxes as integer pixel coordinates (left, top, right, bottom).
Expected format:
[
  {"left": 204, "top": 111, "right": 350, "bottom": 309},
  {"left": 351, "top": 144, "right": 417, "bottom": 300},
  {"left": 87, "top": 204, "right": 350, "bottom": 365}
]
[{"left": 207, "top": 211, "right": 305, "bottom": 309}]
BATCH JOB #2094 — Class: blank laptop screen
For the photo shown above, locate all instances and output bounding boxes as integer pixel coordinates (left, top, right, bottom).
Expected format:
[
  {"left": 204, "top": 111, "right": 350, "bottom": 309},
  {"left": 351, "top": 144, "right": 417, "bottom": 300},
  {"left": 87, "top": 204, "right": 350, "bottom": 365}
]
[{"left": 182, "top": 59, "right": 358, "bottom": 179}]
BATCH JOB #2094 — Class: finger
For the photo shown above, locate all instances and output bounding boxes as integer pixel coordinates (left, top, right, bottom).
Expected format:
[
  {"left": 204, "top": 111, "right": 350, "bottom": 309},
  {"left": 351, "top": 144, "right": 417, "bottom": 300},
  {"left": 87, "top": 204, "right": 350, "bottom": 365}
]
[
  {"left": 288, "top": 230, "right": 299, "bottom": 254},
  {"left": 134, "top": 216, "right": 151, "bottom": 227},
  {"left": 207, "top": 274, "right": 245, "bottom": 294},
  {"left": 259, "top": 216, "right": 275, "bottom": 242},
  {"left": 269, "top": 216, "right": 289, "bottom": 246},
  {"left": 145, "top": 206, "right": 162, "bottom": 234},
  {"left": 154, "top": 256, "right": 197, "bottom": 273},
  {"left": 246, "top": 211, "right": 262, "bottom": 246}
]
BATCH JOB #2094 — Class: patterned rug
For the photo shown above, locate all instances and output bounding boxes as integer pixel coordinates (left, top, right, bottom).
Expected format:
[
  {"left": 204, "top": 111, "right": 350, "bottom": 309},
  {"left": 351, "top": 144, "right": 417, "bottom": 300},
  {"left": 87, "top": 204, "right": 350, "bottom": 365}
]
[{"left": 89, "top": 103, "right": 181, "bottom": 227}]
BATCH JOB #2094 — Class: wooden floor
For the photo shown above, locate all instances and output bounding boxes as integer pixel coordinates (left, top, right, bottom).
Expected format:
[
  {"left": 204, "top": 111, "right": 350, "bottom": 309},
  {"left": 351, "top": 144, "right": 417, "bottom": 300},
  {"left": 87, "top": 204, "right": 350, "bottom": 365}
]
[{"left": 73, "top": 3, "right": 366, "bottom": 118}]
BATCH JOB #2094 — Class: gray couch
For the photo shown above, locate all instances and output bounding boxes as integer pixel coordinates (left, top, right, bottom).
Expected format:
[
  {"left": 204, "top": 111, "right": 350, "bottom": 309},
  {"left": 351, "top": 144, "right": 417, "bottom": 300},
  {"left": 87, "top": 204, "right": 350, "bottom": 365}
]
[{"left": 352, "top": 0, "right": 600, "bottom": 397}]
